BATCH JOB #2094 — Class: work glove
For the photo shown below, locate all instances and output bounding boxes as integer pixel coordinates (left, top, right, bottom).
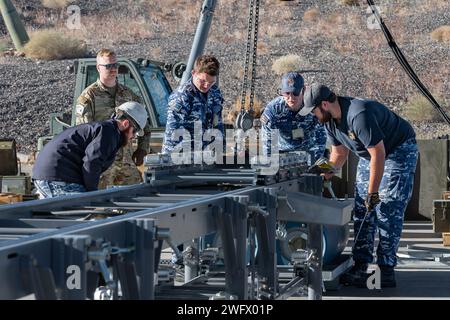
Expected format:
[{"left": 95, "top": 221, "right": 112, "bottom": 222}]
[
  {"left": 132, "top": 148, "right": 147, "bottom": 166},
  {"left": 365, "top": 192, "right": 381, "bottom": 211},
  {"left": 307, "top": 157, "right": 336, "bottom": 176}
]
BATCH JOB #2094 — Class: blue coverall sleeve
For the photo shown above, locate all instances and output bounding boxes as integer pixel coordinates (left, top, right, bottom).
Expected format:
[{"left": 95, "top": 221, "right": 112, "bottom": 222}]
[
  {"left": 304, "top": 117, "right": 327, "bottom": 162},
  {"left": 162, "top": 94, "right": 192, "bottom": 154}
]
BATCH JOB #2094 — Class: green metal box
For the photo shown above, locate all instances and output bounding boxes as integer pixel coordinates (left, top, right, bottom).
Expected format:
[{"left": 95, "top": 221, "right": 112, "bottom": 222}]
[{"left": 0, "top": 175, "right": 32, "bottom": 195}]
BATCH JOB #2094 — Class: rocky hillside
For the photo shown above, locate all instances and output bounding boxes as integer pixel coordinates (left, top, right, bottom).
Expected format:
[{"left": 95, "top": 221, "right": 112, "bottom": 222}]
[{"left": 0, "top": 0, "right": 449, "bottom": 153}]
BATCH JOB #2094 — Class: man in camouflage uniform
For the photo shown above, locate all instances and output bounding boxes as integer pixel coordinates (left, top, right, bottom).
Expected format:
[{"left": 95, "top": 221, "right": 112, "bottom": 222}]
[
  {"left": 75, "top": 49, "right": 151, "bottom": 188},
  {"left": 301, "top": 84, "right": 418, "bottom": 288},
  {"left": 261, "top": 72, "right": 326, "bottom": 161},
  {"left": 162, "top": 55, "right": 224, "bottom": 155},
  {"left": 162, "top": 55, "right": 223, "bottom": 267}
]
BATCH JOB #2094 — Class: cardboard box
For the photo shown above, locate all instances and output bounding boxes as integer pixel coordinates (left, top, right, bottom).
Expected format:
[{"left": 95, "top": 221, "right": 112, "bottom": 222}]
[{"left": 443, "top": 233, "right": 450, "bottom": 247}]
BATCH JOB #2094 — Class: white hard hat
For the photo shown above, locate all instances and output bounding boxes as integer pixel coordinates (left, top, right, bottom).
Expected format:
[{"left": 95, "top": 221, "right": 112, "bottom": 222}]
[{"left": 117, "top": 102, "right": 147, "bottom": 136}]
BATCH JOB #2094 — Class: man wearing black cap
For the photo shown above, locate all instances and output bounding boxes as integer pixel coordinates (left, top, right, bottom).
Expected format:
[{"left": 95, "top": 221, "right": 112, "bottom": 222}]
[
  {"left": 260, "top": 72, "right": 326, "bottom": 160},
  {"left": 301, "top": 84, "right": 418, "bottom": 288}
]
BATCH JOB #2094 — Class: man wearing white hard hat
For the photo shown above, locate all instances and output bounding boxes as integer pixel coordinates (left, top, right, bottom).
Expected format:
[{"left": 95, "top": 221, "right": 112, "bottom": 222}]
[{"left": 32, "top": 102, "right": 148, "bottom": 198}]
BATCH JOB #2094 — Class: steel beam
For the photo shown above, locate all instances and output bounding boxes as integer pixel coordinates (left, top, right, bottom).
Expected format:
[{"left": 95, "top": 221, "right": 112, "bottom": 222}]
[{"left": 0, "top": 219, "right": 86, "bottom": 229}]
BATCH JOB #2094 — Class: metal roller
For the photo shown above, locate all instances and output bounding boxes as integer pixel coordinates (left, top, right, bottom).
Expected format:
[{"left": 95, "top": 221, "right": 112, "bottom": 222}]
[{"left": 277, "top": 222, "right": 350, "bottom": 265}]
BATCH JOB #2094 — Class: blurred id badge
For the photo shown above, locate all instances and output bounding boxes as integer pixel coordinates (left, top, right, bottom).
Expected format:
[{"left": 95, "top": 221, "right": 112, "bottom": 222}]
[{"left": 292, "top": 128, "right": 304, "bottom": 139}]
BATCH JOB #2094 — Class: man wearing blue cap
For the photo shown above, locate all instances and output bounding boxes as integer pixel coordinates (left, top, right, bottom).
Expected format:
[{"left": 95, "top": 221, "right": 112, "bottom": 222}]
[
  {"left": 301, "top": 84, "right": 418, "bottom": 288},
  {"left": 260, "top": 72, "right": 326, "bottom": 160}
]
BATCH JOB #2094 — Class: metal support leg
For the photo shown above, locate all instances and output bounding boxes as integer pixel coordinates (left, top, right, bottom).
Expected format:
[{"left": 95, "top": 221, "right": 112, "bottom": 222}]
[
  {"left": 184, "top": 239, "right": 200, "bottom": 283},
  {"left": 213, "top": 196, "right": 249, "bottom": 299},
  {"left": 307, "top": 223, "right": 323, "bottom": 300},
  {"left": 131, "top": 219, "right": 156, "bottom": 300},
  {"left": 20, "top": 255, "right": 58, "bottom": 300},
  {"left": 231, "top": 196, "right": 249, "bottom": 300},
  {"left": 114, "top": 256, "right": 140, "bottom": 300},
  {"left": 52, "top": 235, "right": 91, "bottom": 300},
  {"left": 254, "top": 188, "right": 278, "bottom": 299},
  {"left": 214, "top": 206, "right": 236, "bottom": 293},
  {"left": 154, "top": 239, "right": 163, "bottom": 273},
  {"left": 249, "top": 217, "right": 257, "bottom": 300},
  {"left": 297, "top": 175, "right": 324, "bottom": 300}
]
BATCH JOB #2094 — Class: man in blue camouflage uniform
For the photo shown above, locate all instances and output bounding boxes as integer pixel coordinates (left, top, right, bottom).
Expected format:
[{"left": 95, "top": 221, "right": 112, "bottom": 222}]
[
  {"left": 261, "top": 72, "right": 326, "bottom": 162},
  {"left": 162, "top": 55, "right": 224, "bottom": 155},
  {"left": 301, "top": 84, "right": 418, "bottom": 288},
  {"left": 162, "top": 55, "right": 223, "bottom": 267}
]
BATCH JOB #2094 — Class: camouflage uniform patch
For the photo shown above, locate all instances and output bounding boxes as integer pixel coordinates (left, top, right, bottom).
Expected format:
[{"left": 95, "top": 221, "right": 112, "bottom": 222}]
[
  {"left": 76, "top": 79, "right": 149, "bottom": 187},
  {"left": 97, "top": 143, "right": 143, "bottom": 189},
  {"left": 261, "top": 96, "right": 327, "bottom": 160},
  {"left": 352, "top": 138, "right": 418, "bottom": 267},
  {"left": 162, "top": 78, "right": 224, "bottom": 154}
]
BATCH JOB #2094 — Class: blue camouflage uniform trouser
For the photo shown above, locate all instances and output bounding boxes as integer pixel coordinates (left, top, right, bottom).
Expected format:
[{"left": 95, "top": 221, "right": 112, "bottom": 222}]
[
  {"left": 34, "top": 180, "right": 87, "bottom": 199},
  {"left": 352, "top": 138, "right": 418, "bottom": 267}
]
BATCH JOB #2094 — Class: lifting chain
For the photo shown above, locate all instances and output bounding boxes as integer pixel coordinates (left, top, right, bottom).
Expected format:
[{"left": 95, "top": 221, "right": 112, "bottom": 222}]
[{"left": 235, "top": 0, "right": 260, "bottom": 131}]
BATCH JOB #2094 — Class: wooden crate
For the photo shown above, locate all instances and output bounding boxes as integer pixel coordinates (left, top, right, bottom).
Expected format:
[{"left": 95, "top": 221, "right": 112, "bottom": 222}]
[
  {"left": 443, "top": 233, "right": 450, "bottom": 247},
  {"left": 0, "top": 193, "right": 23, "bottom": 205}
]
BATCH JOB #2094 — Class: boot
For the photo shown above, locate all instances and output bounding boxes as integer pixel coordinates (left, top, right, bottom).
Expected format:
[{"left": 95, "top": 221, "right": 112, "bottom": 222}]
[
  {"left": 380, "top": 265, "right": 396, "bottom": 288},
  {"left": 340, "top": 261, "right": 369, "bottom": 286}
]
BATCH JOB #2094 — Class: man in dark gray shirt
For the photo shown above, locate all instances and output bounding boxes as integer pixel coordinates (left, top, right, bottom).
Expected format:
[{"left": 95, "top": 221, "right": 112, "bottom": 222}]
[
  {"left": 33, "top": 102, "right": 148, "bottom": 198},
  {"left": 300, "top": 84, "right": 418, "bottom": 288}
]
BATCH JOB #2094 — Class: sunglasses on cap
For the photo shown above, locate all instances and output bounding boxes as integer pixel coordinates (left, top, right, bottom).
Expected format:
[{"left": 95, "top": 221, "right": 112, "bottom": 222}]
[{"left": 99, "top": 63, "right": 119, "bottom": 70}]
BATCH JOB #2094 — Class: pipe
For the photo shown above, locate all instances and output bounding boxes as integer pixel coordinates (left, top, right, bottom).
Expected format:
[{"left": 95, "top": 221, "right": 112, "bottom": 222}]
[
  {"left": 0, "top": 0, "right": 29, "bottom": 51},
  {"left": 180, "top": 0, "right": 217, "bottom": 85}
]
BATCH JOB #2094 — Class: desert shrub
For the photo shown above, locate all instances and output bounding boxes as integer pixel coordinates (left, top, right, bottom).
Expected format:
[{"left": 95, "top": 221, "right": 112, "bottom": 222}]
[
  {"left": 41, "top": 0, "right": 70, "bottom": 9},
  {"left": 340, "top": 0, "right": 360, "bottom": 6},
  {"left": 304, "top": 8, "right": 319, "bottom": 22},
  {"left": 271, "top": 54, "right": 309, "bottom": 75},
  {"left": 431, "top": 26, "right": 450, "bottom": 44},
  {"left": 403, "top": 94, "right": 449, "bottom": 122},
  {"left": 24, "top": 29, "right": 87, "bottom": 60}
]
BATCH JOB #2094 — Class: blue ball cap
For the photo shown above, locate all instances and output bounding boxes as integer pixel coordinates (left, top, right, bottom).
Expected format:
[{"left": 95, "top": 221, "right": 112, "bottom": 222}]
[{"left": 281, "top": 72, "right": 304, "bottom": 96}]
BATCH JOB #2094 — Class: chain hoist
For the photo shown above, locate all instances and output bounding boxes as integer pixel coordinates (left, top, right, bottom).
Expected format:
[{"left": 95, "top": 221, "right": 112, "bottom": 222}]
[{"left": 235, "top": 0, "right": 260, "bottom": 131}]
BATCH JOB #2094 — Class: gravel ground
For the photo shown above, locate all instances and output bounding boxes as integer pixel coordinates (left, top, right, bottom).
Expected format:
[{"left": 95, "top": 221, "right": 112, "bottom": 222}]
[{"left": 0, "top": 0, "right": 449, "bottom": 154}]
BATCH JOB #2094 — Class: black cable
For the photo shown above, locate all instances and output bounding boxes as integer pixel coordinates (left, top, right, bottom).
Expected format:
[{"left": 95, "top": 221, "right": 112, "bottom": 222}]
[{"left": 366, "top": 0, "right": 450, "bottom": 125}]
